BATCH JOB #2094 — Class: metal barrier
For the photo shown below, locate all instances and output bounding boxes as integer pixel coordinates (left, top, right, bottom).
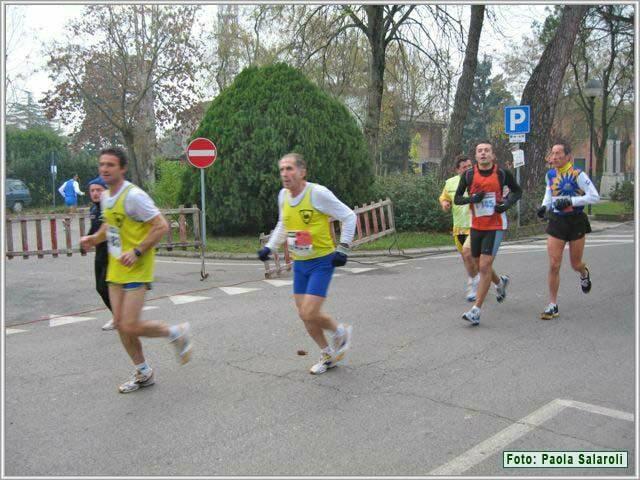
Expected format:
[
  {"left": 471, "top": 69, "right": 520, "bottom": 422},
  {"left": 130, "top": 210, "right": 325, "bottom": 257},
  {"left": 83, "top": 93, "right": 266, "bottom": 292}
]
[
  {"left": 259, "top": 197, "right": 396, "bottom": 278},
  {"left": 5, "top": 205, "right": 201, "bottom": 259}
]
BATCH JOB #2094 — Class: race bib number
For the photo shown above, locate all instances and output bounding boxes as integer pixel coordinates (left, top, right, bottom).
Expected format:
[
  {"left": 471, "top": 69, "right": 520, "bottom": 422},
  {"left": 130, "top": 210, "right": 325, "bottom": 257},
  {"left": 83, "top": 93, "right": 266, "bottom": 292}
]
[
  {"left": 287, "top": 231, "right": 314, "bottom": 257},
  {"left": 106, "top": 226, "right": 122, "bottom": 257},
  {"left": 475, "top": 192, "right": 496, "bottom": 217}
]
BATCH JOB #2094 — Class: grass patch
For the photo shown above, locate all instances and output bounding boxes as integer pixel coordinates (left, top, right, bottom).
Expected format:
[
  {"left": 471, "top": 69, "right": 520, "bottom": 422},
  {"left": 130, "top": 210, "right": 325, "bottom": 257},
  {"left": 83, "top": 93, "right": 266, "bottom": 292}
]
[
  {"left": 592, "top": 201, "right": 632, "bottom": 215},
  {"left": 204, "top": 236, "right": 261, "bottom": 253},
  {"left": 353, "top": 231, "right": 452, "bottom": 251},
  {"left": 203, "top": 231, "right": 452, "bottom": 253}
]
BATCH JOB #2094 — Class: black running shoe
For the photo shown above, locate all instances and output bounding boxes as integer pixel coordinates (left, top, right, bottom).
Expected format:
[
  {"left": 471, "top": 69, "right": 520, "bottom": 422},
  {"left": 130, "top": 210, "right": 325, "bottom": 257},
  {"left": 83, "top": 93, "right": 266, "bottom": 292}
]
[{"left": 580, "top": 266, "right": 591, "bottom": 293}]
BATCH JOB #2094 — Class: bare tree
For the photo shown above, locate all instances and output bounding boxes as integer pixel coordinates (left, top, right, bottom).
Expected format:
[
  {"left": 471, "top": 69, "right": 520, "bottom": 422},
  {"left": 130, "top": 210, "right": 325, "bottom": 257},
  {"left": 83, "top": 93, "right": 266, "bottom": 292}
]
[
  {"left": 520, "top": 5, "right": 589, "bottom": 192},
  {"left": 441, "top": 5, "right": 485, "bottom": 177},
  {"left": 284, "top": 5, "right": 461, "bottom": 164},
  {"left": 42, "top": 5, "right": 204, "bottom": 185},
  {"left": 569, "top": 5, "right": 634, "bottom": 178}
]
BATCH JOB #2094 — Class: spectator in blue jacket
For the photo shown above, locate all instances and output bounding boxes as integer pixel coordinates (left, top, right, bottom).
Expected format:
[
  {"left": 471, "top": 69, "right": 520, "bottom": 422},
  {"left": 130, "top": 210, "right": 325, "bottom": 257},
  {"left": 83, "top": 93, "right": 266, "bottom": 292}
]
[{"left": 58, "top": 174, "right": 84, "bottom": 212}]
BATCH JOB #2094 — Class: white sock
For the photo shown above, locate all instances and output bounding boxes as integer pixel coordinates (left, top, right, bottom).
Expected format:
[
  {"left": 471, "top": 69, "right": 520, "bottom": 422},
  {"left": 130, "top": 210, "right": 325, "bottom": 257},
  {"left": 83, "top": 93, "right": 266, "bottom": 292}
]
[
  {"left": 168, "top": 325, "right": 180, "bottom": 341},
  {"left": 135, "top": 362, "right": 151, "bottom": 375},
  {"left": 321, "top": 346, "right": 334, "bottom": 355},
  {"left": 335, "top": 324, "right": 345, "bottom": 337},
  {"left": 472, "top": 305, "right": 481, "bottom": 313}
]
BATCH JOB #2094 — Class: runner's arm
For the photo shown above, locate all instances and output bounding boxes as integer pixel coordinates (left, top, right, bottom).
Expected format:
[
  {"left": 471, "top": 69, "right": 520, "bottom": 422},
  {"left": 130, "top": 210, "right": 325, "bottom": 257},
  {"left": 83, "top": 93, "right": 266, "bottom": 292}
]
[
  {"left": 502, "top": 169, "right": 523, "bottom": 206},
  {"left": 541, "top": 173, "right": 553, "bottom": 208},
  {"left": 136, "top": 214, "right": 169, "bottom": 254},
  {"left": 439, "top": 185, "right": 451, "bottom": 210},
  {"left": 453, "top": 173, "right": 470, "bottom": 205},
  {"left": 312, "top": 187, "right": 356, "bottom": 245},
  {"left": 80, "top": 222, "right": 107, "bottom": 250},
  {"left": 265, "top": 190, "right": 286, "bottom": 250},
  {"left": 570, "top": 172, "right": 600, "bottom": 207}
]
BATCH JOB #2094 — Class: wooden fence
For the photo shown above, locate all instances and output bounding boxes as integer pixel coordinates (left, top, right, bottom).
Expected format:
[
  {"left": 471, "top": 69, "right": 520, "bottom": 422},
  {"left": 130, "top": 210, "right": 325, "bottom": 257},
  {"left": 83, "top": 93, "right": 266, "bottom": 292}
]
[
  {"left": 259, "top": 198, "right": 396, "bottom": 278},
  {"left": 5, "top": 206, "right": 201, "bottom": 259}
]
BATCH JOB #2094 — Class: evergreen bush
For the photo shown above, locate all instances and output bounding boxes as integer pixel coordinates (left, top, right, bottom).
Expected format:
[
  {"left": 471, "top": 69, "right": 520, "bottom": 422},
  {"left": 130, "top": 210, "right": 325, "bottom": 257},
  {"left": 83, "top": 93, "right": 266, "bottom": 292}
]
[
  {"left": 180, "top": 63, "right": 372, "bottom": 234},
  {"left": 371, "top": 174, "right": 450, "bottom": 232}
]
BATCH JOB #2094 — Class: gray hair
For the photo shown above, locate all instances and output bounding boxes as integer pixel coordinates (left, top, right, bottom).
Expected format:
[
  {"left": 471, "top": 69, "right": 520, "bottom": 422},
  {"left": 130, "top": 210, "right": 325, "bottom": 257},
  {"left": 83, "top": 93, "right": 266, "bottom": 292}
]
[{"left": 280, "top": 152, "right": 306, "bottom": 170}]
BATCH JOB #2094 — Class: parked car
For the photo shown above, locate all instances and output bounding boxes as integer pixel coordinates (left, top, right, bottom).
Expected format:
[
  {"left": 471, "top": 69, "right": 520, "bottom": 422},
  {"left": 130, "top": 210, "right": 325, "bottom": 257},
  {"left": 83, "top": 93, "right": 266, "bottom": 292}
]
[{"left": 6, "top": 178, "right": 32, "bottom": 213}]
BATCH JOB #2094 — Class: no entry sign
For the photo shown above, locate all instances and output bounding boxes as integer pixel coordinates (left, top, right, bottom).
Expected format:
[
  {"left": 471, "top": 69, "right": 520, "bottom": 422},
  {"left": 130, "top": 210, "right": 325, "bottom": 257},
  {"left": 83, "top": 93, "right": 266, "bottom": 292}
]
[{"left": 187, "top": 137, "right": 217, "bottom": 168}]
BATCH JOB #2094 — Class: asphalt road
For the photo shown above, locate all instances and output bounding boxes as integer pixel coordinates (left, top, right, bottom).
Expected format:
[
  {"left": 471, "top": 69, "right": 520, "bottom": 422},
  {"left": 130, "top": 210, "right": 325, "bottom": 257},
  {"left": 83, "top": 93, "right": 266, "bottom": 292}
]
[{"left": 4, "top": 223, "right": 636, "bottom": 476}]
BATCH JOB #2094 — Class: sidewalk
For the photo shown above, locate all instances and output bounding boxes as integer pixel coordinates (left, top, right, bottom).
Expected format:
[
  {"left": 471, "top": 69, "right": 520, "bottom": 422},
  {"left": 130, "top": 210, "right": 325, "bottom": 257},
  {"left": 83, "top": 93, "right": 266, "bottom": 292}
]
[{"left": 156, "top": 219, "right": 633, "bottom": 261}]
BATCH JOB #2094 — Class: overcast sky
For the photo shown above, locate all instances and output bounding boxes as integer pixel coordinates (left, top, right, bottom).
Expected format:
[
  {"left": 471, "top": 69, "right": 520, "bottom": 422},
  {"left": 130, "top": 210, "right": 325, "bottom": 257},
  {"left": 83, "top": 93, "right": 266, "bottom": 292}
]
[{"left": 5, "top": 3, "right": 550, "bottom": 107}]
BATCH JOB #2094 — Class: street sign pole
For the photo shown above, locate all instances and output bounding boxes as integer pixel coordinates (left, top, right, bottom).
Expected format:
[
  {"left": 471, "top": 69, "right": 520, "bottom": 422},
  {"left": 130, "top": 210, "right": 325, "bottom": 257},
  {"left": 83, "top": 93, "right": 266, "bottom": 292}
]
[
  {"left": 505, "top": 105, "right": 530, "bottom": 231},
  {"left": 200, "top": 167, "right": 206, "bottom": 273},
  {"left": 186, "top": 137, "right": 218, "bottom": 281},
  {"left": 516, "top": 158, "right": 521, "bottom": 229}
]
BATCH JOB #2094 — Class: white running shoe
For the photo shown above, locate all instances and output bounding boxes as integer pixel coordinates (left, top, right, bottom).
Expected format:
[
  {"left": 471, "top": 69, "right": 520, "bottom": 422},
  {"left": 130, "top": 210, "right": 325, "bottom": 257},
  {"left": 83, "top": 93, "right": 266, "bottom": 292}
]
[
  {"left": 465, "top": 279, "right": 477, "bottom": 302},
  {"left": 118, "top": 369, "right": 155, "bottom": 393},
  {"left": 332, "top": 324, "right": 352, "bottom": 363},
  {"left": 309, "top": 352, "right": 336, "bottom": 375},
  {"left": 496, "top": 275, "right": 510, "bottom": 303},
  {"left": 462, "top": 306, "right": 481, "bottom": 325},
  {"left": 171, "top": 322, "right": 192, "bottom": 364},
  {"left": 102, "top": 319, "right": 115, "bottom": 331}
]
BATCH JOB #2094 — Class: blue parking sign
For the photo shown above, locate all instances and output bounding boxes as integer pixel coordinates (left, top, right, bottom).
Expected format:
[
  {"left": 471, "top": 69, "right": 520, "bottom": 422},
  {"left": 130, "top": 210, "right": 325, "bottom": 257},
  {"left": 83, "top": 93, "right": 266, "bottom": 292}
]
[{"left": 504, "top": 105, "right": 530, "bottom": 134}]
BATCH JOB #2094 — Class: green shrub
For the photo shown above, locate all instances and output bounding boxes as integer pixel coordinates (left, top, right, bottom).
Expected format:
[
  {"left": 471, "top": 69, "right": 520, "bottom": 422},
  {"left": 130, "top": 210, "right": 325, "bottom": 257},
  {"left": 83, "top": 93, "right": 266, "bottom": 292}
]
[
  {"left": 371, "top": 173, "right": 450, "bottom": 232},
  {"left": 180, "top": 63, "right": 372, "bottom": 235},
  {"left": 610, "top": 179, "right": 634, "bottom": 211},
  {"left": 149, "top": 159, "right": 189, "bottom": 208}
]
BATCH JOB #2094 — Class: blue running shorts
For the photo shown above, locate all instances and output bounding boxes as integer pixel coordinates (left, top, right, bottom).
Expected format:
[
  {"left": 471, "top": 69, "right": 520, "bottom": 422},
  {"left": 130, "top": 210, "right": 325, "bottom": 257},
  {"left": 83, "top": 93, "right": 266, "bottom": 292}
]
[{"left": 293, "top": 253, "right": 335, "bottom": 297}]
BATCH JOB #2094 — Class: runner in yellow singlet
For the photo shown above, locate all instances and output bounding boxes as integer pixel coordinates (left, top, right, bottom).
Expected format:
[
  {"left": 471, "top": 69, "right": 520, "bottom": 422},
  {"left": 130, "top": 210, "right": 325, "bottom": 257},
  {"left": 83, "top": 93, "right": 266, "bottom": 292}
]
[
  {"left": 258, "top": 153, "right": 356, "bottom": 375},
  {"left": 439, "top": 154, "right": 479, "bottom": 302},
  {"left": 80, "top": 147, "right": 192, "bottom": 393}
]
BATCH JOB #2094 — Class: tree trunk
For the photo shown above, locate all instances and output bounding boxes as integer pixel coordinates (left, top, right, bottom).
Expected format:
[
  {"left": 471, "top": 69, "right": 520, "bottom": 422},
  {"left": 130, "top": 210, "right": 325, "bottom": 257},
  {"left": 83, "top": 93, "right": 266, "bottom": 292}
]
[
  {"left": 520, "top": 5, "right": 589, "bottom": 193},
  {"left": 363, "top": 6, "right": 386, "bottom": 167},
  {"left": 440, "top": 5, "right": 485, "bottom": 179}
]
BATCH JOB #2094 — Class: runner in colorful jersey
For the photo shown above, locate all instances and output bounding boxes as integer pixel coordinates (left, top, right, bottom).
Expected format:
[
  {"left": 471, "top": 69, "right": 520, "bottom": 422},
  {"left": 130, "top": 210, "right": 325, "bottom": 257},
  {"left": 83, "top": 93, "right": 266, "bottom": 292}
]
[
  {"left": 439, "top": 154, "right": 479, "bottom": 302},
  {"left": 536, "top": 141, "right": 600, "bottom": 320},
  {"left": 454, "top": 140, "right": 522, "bottom": 325},
  {"left": 258, "top": 153, "right": 356, "bottom": 375},
  {"left": 80, "top": 147, "right": 192, "bottom": 393}
]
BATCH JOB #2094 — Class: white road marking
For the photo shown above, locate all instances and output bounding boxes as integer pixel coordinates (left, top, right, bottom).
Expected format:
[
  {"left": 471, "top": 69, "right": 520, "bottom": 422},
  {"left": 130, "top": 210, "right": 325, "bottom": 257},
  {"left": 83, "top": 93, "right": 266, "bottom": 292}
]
[
  {"left": 6, "top": 328, "right": 27, "bottom": 335},
  {"left": 341, "top": 267, "right": 378, "bottom": 274},
  {"left": 169, "top": 295, "right": 211, "bottom": 305},
  {"left": 557, "top": 398, "right": 635, "bottom": 422},
  {"left": 219, "top": 287, "right": 261, "bottom": 296},
  {"left": 49, "top": 315, "right": 96, "bottom": 327},
  {"left": 429, "top": 398, "right": 633, "bottom": 475},
  {"left": 263, "top": 279, "right": 293, "bottom": 287},
  {"left": 142, "top": 305, "right": 159, "bottom": 311},
  {"left": 590, "top": 234, "right": 634, "bottom": 238},
  {"left": 377, "top": 262, "right": 408, "bottom": 268}
]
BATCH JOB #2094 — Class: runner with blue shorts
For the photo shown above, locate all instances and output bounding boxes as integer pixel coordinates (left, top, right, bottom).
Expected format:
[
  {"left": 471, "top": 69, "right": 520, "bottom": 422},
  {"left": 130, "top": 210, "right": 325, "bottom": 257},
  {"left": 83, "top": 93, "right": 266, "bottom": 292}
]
[{"left": 258, "top": 153, "right": 356, "bottom": 374}]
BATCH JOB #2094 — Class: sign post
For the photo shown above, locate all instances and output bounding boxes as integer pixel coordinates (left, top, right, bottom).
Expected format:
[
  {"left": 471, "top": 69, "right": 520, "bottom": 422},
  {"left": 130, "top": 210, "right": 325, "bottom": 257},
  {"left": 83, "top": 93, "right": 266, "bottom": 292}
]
[
  {"left": 186, "top": 137, "right": 218, "bottom": 280},
  {"left": 505, "top": 105, "right": 531, "bottom": 230},
  {"left": 50, "top": 152, "right": 57, "bottom": 208}
]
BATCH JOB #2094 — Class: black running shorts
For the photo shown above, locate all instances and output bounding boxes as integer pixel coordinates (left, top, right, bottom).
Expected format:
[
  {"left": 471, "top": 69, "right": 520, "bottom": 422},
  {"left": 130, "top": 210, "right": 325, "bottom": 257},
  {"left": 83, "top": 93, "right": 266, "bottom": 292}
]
[
  {"left": 546, "top": 212, "right": 592, "bottom": 242},
  {"left": 470, "top": 229, "right": 505, "bottom": 258}
]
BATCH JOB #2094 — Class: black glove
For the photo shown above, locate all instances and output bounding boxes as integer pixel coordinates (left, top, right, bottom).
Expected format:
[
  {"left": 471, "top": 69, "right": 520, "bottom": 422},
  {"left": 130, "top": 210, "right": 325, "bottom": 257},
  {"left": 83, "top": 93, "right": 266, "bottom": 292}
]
[
  {"left": 536, "top": 206, "right": 547, "bottom": 219},
  {"left": 494, "top": 203, "right": 508, "bottom": 213},
  {"left": 469, "top": 192, "right": 485, "bottom": 204},
  {"left": 554, "top": 197, "right": 572, "bottom": 210},
  {"left": 332, "top": 251, "right": 348, "bottom": 267},
  {"left": 257, "top": 246, "right": 271, "bottom": 262}
]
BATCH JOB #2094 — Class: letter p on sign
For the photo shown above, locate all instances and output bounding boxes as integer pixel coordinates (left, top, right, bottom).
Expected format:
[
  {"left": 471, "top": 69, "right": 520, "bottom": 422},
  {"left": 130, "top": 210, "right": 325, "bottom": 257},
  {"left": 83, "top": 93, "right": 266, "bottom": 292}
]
[{"left": 504, "top": 105, "right": 530, "bottom": 135}]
